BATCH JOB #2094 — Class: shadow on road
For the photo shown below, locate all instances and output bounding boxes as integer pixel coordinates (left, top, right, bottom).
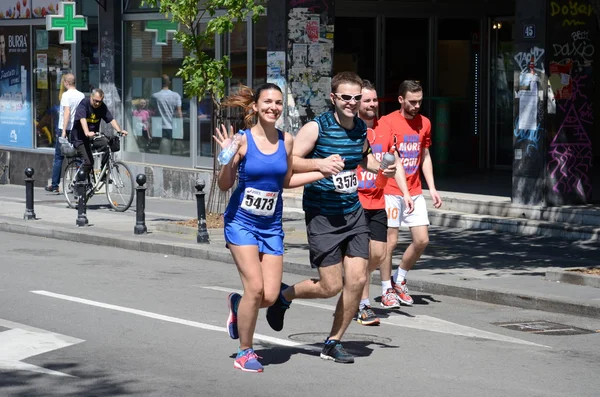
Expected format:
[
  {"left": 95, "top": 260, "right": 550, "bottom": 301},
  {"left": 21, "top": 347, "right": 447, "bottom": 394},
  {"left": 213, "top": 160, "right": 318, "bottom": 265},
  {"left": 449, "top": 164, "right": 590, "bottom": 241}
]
[{"left": 0, "top": 363, "right": 143, "bottom": 396}]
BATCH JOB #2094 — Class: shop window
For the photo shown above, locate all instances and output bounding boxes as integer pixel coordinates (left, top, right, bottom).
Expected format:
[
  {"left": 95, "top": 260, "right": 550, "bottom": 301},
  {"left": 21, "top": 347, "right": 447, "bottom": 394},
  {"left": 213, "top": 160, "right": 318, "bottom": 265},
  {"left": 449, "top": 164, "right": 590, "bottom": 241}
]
[
  {"left": 32, "top": 27, "right": 71, "bottom": 149},
  {"left": 229, "top": 21, "right": 248, "bottom": 88},
  {"left": 254, "top": 15, "right": 267, "bottom": 87},
  {"left": 124, "top": 20, "right": 192, "bottom": 158},
  {"left": 0, "top": 26, "right": 33, "bottom": 148}
]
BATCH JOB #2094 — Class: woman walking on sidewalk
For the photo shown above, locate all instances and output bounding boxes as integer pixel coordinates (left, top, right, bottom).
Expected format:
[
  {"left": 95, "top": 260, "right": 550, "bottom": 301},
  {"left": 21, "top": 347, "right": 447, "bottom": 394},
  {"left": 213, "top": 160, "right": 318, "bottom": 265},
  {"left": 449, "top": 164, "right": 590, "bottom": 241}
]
[{"left": 213, "top": 83, "right": 324, "bottom": 372}]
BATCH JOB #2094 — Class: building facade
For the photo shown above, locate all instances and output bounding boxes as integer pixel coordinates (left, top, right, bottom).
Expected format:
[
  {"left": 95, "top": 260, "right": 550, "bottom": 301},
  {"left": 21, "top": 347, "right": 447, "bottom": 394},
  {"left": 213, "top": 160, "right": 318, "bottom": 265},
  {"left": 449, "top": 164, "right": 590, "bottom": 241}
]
[{"left": 0, "top": 0, "right": 597, "bottom": 206}]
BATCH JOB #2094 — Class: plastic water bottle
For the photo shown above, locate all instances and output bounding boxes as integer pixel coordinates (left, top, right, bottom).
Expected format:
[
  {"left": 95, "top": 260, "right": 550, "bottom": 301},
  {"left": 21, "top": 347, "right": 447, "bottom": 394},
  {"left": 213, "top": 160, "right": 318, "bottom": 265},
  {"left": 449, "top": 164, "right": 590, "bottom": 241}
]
[
  {"left": 217, "top": 132, "right": 243, "bottom": 165},
  {"left": 375, "top": 147, "right": 396, "bottom": 189}
]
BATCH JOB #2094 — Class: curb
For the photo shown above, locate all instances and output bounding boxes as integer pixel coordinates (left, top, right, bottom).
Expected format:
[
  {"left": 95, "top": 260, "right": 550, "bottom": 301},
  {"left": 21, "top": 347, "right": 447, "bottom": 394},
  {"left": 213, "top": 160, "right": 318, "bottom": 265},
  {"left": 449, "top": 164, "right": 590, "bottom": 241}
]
[
  {"left": 1, "top": 220, "right": 599, "bottom": 319},
  {"left": 546, "top": 269, "right": 600, "bottom": 289}
]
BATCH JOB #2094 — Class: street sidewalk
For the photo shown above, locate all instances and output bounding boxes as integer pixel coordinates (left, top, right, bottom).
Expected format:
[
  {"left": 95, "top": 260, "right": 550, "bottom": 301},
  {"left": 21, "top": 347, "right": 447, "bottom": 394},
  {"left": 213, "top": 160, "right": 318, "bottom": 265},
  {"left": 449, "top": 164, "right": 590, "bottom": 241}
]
[{"left": 1, "top": 185, "right": 599, "bottom": 318}]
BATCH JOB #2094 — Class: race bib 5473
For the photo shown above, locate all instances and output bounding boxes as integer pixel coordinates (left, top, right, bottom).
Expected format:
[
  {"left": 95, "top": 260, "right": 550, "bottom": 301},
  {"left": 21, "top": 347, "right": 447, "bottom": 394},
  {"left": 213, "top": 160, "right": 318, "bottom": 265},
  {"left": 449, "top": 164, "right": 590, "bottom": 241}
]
[{"left": 241, "top": 188, "right": 278, "bottom": 216}]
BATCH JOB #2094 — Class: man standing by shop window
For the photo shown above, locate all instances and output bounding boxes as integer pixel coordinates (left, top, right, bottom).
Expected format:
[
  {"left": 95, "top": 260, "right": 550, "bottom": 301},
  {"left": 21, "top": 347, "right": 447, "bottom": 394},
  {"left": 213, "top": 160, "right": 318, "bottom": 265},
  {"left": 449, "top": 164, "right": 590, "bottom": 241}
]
[
  {"left": 71, "top": 88, "right": 127, "bottom": 178},
  {"left": 45, "top": 73, "right": 84, "bottom": 192},
  {"left": 150, "top": 74, "right": 182, "bottom": 155}
]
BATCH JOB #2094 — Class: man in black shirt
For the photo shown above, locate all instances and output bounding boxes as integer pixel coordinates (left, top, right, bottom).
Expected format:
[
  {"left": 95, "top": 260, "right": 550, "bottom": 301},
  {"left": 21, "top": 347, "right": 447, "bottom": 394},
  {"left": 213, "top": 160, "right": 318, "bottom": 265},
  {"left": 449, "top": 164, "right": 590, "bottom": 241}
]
[{"left": 71, "top": 88, "right": 128, "bottom": 177}]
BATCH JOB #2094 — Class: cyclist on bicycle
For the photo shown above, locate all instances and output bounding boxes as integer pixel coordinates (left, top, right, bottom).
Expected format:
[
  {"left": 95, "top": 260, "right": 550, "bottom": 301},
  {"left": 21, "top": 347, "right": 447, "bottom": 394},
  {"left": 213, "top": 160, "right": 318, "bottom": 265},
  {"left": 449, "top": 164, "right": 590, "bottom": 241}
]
[{"left": 71, "top": 88, "right": 128, "bottom": 178}]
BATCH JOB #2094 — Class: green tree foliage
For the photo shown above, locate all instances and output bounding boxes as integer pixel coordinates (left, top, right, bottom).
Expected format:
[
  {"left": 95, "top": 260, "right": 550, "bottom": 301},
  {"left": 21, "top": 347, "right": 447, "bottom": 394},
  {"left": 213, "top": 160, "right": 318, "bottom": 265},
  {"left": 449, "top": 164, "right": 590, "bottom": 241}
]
[{"left": 143, "top": 0, "right": 266, "bottom": 104}]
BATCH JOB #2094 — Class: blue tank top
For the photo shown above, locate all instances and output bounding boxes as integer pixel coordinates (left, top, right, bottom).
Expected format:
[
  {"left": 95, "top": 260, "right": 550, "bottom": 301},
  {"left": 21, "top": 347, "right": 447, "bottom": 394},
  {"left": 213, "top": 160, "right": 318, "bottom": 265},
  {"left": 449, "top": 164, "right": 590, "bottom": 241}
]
[
  {"left": 225, "top": 128, "right": 287, "bottom": 226},
  {"left": 303, "top": 112, "right": 367, "bottom": 215}
]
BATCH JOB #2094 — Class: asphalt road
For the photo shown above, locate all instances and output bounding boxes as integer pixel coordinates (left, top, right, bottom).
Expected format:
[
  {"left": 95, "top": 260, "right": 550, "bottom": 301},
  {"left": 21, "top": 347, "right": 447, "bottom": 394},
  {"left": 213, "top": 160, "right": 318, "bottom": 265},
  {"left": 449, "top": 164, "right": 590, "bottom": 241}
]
[{"left": 1, "top": 231, "right": 600, "bottom": 397}]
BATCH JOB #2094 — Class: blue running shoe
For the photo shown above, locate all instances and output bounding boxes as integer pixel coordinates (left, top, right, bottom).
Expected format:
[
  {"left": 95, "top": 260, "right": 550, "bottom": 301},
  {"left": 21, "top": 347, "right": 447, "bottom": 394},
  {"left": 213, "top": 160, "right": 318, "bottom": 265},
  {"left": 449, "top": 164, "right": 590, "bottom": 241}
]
[
  {"left": 227, "top": 293, "right": 241, "bottom": 339},
  {"left": 234, "top": 348, "right": 264, "bottom": 372}
]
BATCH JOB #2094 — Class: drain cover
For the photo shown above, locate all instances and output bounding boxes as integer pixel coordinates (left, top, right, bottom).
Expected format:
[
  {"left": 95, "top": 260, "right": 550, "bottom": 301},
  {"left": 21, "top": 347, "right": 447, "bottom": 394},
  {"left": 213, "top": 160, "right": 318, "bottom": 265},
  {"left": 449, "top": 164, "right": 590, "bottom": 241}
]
[{"left": 494, "top": 320, "right": 597, "bottom": 336}]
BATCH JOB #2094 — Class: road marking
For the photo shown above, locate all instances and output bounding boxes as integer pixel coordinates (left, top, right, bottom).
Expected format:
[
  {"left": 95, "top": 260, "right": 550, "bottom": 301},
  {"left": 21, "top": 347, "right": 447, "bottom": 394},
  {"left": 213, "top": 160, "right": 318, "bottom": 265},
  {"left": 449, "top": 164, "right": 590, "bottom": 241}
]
[
  {"left": 0, "top": 318, "right": 84, "bottom": 377},
  {"left": 199, "top": 286, "right": 549, "bottom": 348},
  {"left": 31, "top": 290, "right": 320, "bottom": 353}
]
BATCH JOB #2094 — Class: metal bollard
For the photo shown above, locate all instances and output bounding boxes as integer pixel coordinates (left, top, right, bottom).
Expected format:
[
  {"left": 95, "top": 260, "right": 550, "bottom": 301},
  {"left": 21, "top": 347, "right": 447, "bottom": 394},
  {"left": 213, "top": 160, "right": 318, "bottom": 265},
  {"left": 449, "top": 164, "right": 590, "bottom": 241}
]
[
  {"left": 134, "top": 174, "right": 147, "bottom": 235},
  {"left": 75, "top": 169, "right": 89, "bottom": 227},
  {"left": 23, "top": 167, "right": 36, "bottom": 220},
  {"left": 195, "top": 178, "right": 210, "bottom": 244}
]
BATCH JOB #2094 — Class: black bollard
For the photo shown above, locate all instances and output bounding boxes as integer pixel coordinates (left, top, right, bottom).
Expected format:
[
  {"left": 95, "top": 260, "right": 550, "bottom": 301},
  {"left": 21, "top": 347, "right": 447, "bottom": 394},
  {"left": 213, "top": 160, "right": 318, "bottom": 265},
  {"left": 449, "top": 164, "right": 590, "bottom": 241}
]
[
  {"left": 75, "top": 169, "right": 89, "bottom": 227},
  {"left": 195, "top": 178, "right": 210, "bottom": 244},
  {"left": 134, "top": 174, "right": 147, "bottom": 235},
  {"left": 23, "top": 168, "right": 36, "bottom": 220}
]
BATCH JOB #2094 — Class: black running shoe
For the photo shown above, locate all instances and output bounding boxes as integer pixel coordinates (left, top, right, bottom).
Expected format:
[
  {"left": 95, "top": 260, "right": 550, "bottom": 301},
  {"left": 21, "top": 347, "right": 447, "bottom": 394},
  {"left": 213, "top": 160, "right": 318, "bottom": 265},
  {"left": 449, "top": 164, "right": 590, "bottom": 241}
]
[
  {"left": 44, "top": 185, "right": 59, "bottom": 192},
  {"left": 266, "top": 282, "right": 290, "bottom": 331},
  {"left": 320, "top": 340, "right": 354, "bottom": 364}
]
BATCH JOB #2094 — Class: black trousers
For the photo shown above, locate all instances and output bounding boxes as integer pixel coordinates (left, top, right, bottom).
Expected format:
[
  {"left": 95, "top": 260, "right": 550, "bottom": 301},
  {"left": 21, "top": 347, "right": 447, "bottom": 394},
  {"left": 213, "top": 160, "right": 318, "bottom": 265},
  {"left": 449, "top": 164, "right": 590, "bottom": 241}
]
[{"left": 75, "top": 142, "right": 109, "bottom": 179}]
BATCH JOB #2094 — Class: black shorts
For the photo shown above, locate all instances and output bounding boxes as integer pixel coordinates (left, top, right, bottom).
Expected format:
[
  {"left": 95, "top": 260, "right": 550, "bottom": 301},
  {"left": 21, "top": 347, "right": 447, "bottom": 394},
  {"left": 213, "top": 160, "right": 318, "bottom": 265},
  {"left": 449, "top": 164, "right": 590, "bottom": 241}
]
[
  {"left": 305, "top": 206, "right": 370, "bottom": 268},
  {"left": 364, "top": 208, "right": 387, "bottom": 243}
]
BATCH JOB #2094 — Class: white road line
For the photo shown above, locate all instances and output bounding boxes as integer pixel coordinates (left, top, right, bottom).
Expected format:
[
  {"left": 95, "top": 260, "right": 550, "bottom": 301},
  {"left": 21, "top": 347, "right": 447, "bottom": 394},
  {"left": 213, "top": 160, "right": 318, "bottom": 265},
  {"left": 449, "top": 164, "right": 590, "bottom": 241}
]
[
  {"left": 197, "top": 285, "right": 549, "bottom": 348},
  {"left": 30, "top": 290, "right": 320, "bottom": 352},
  {"left": 0, "top": 318, "right": 83, "bottom": 377}
]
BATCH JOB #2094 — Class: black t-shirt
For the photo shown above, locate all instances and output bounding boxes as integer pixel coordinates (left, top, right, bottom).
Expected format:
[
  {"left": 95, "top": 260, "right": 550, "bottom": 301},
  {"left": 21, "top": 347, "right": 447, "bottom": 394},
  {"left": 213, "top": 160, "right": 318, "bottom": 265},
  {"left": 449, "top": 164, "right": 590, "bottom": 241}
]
[{"left": 71, "top": 97, "right": 114, "bottom": 145}]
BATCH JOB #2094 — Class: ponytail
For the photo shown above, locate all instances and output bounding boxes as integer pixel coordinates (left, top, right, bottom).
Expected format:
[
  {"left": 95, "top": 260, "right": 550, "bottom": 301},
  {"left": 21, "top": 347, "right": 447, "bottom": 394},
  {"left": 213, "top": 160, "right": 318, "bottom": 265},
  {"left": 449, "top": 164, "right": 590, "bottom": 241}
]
[{"left": 221, "top": 85, "right": 256, "bottom": 129}]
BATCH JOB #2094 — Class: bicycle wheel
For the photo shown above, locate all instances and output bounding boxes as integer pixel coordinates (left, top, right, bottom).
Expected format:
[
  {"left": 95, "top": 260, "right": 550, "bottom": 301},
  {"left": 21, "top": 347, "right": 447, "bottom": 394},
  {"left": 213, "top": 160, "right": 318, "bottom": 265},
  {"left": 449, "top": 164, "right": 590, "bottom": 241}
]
[
  {"left": 106, "top": 161, "right": 134, "bottom": 211},
  {"left": 62, "top": 160, "right": 80, "bottom": 209}
]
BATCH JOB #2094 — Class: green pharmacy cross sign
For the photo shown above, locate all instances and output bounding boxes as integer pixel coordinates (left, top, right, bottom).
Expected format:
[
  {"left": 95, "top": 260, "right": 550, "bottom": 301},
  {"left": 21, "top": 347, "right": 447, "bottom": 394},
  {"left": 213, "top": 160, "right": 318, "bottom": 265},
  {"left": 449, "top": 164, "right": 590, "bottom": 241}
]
[
  {"left": 145, "top": 20, "right": 179, "bottom": 46},
  {"left": 46, "top": 2, "right": 88, "bottom": 44}
]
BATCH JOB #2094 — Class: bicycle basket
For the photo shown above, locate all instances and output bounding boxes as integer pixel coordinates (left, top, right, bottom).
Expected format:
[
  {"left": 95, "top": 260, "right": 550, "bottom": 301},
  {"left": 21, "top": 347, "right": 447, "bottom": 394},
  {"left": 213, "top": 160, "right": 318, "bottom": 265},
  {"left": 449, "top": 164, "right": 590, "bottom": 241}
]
[
  {"left": 61, "top": 140, "right": 77, "bottom": 157},
  {"left": 109, "top": 136, "right": 121, "bottom": 153}
]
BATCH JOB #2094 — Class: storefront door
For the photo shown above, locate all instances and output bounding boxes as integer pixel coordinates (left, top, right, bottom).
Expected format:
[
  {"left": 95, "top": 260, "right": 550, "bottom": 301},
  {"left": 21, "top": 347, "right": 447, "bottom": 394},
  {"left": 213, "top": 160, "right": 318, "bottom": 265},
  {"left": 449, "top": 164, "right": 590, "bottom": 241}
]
[{"left": 489, "top": 18, "right": 515, "bottom": 169}]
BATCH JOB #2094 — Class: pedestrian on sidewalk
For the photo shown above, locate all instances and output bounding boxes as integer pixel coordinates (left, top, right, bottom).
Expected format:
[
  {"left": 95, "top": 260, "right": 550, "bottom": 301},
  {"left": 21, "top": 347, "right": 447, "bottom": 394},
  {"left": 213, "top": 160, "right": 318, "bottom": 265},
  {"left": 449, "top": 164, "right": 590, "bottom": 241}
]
[
  {"left": 45, "top": 73, "right": 84, "bottom": 192},
  {"left": 214, "top": 83, "right": 325, "bottom": 373},
  {"left": 379, "top": 80, "right": 443, "bottom": 306},
  {"left": 265, "top": 72, "right": 411, "bottom": 364},
  {"left": 355, "top": 80, "right": 413, "bottom": 326}
]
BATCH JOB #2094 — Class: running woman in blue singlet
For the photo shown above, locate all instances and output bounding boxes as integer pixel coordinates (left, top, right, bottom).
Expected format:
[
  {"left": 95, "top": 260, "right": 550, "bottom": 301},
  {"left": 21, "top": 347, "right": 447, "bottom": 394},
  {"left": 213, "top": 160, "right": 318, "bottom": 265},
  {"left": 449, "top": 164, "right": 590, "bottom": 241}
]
[{"left": 213, "top": 84, "right": 325, "bottom": 373}]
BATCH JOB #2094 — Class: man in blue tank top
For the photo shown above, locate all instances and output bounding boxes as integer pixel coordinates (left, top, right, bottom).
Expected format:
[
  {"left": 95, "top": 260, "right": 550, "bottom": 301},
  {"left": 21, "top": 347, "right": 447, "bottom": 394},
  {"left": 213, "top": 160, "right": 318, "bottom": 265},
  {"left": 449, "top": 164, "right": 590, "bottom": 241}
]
[{"left": 266, "top": 72, "right": 413, "bottom": 364}]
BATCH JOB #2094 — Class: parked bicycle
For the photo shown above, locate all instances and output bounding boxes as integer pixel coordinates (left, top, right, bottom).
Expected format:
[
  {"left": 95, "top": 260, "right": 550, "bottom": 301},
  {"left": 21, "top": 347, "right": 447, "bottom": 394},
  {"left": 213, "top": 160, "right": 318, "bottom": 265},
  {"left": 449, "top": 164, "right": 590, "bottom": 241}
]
[{"left": 62, "top": 133, "right": 134, "bottom": 212}]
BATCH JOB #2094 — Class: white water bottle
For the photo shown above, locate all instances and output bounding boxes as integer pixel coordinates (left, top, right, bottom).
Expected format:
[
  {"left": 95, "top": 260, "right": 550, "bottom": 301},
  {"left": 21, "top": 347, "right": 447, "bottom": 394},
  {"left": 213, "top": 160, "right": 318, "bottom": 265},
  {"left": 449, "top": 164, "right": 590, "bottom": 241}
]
[{"left": 217, "top": 131, "right": 243, "bottom": 165}]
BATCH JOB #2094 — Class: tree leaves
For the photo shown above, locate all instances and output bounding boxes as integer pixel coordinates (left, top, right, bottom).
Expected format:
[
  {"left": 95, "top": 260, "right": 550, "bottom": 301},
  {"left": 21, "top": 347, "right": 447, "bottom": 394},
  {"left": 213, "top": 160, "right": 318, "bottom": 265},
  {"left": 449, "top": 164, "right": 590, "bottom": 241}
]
[{"left": 142, "top": 0, "right": 266, "bottom": 102}]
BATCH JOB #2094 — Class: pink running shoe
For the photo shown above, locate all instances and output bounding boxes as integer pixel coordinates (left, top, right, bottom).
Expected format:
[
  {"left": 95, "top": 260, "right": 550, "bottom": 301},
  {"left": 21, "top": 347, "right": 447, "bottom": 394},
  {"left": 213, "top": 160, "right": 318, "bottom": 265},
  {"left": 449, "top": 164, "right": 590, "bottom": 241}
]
[{"left": 392, "top": 279, "right": 414, "bottom": 306}]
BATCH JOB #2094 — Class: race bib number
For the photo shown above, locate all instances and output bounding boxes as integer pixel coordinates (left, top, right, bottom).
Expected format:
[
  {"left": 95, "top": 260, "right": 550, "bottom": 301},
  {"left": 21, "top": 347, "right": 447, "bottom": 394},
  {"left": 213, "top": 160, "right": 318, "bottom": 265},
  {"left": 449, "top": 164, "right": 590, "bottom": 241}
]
[
  {"left": 332, "top": 170, "right": 358, "bottom": 194},
  {"left": 241, "top": 188, "right": 278, "bottom": 216}
]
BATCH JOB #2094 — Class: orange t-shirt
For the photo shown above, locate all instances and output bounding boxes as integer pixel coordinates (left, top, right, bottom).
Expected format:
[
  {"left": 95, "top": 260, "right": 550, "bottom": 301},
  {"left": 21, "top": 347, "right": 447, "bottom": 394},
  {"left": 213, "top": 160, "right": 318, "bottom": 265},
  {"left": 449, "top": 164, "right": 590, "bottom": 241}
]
[
  {"left": 357, "top": 119, "right": 388, "bottom": 209},
  {"left": 375, "top": 111, "right": 432, "bottom": 197}
]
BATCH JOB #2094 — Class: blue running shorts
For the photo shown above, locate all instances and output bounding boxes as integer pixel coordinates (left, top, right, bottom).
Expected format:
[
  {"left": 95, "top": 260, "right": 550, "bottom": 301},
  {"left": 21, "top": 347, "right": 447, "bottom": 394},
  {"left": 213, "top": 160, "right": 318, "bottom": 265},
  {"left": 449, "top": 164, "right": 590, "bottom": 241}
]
[{"left": 224, "top": 219, "right": 284, "bottom": 256}]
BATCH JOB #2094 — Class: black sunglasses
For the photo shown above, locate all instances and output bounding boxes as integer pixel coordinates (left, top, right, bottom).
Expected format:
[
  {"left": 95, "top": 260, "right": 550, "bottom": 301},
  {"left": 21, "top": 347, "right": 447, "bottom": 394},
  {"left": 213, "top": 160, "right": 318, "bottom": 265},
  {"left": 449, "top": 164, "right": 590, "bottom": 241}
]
[{"left": 334, "top": 93, "right": 362, "bottom": 102}]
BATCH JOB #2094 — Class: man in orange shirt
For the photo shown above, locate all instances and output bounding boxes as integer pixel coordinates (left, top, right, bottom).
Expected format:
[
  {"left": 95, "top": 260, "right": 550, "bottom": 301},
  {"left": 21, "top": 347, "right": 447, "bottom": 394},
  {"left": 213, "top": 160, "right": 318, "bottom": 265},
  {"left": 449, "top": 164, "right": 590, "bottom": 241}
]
[
  {"left": 355, "top": 80, "right": 413, "bottom": 325},
  {"left": 377, "top": 80, "right": 443, "bottom": 306}
]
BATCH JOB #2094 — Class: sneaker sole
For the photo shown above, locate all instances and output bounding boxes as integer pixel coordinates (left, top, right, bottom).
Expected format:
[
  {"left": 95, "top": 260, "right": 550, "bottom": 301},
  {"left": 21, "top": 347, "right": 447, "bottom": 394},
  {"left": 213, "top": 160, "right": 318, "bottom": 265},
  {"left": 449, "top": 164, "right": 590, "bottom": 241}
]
[
  {"left": 233, "top": 361, "right": 263, "bottom": 372},
  {"left": 227, "top": 294, "right": 239, "bottom": 340},
  {"left": 398, "top": 298, "right": 414, "bottom": 306},
  {"left": 356, "top": 319, "right": 380, "bottom": 326},
  {"left": 319, "top": 353, "right": 355, "bottom": 364},
  {"left": 380, "top": 302, "right": 401, "bottom": 309}
]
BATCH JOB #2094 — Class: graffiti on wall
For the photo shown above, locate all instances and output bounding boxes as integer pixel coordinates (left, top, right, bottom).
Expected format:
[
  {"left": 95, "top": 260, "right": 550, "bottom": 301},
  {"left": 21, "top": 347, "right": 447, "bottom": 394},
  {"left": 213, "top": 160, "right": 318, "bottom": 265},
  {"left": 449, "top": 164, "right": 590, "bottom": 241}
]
[
  {"left": 287, "top": 1, "right": 334, "bottom": 130},
  {"left": 546, "top": 0, "right": 595, "bottom": 203},
  {"left": 547, "top": 74, "right": 593, "bottom": 197}
]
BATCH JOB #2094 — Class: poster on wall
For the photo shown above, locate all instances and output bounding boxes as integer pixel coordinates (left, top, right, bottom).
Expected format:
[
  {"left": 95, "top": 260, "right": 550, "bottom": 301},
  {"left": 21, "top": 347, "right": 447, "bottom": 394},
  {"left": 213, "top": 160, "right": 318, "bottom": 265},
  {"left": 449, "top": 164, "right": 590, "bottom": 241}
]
[
  {"left": 0, "top": 25, "right": 33, "bottom": 148},
  {"left": 0, "top": 0, "right": 64, "bottom": 19},
  {"left": 0, "top": 0, "right": 31, "bottom": 19}
]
